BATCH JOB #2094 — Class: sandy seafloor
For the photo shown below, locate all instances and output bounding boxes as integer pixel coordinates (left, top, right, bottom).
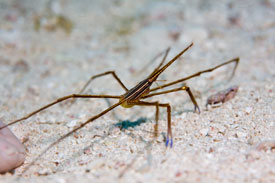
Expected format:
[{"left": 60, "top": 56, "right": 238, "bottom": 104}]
[{"left": 0, "top": 0, "right": 275, "bottom": 182}]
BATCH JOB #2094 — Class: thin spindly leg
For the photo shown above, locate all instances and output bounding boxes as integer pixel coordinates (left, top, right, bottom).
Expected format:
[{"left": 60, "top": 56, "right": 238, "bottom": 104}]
[
  {"left": 79, "top": 71, "right": 128, "bottom": 94},
  {"left": 142, "top": 85, "right": 200, "bottom": 113},
  {"left": 150, "top": 57, "right": 239, "bottom": 92},
  {"left": 129, "top": 101, "right": 173, "bottom": 148},
  {"left": 155, "top": 102, "right": 159, "bottom": 137},
  {"left": 0, "top": 94, "right": 121, "bottom": 129},
  {"left": 69, "top": 71, "right": 127, "bottom": 107},
  {"left": 21, "top": 99, "right": 125, "bottom": 175}
]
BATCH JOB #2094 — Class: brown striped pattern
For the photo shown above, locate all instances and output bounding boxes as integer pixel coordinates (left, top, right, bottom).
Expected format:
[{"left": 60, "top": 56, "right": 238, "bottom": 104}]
[{"left": 124, "top": 78, "right": 152, "bottom": 101}]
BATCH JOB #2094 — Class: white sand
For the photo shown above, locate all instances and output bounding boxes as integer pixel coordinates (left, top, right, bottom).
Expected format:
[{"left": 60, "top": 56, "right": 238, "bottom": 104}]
[{"left": 0, "top": 0, "right": 274, "bottom": 182}]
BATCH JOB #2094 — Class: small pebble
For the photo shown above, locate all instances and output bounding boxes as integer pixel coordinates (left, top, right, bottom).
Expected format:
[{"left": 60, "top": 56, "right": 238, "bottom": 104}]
[
  {"left": 0, "top": 121, "right": 26, "bottom": 173},
  {"left": 245, "top": 107, "right": 252, "bottom": 114},
  {"left": 255, "top": 141, "right": 275, "bottom": 152},
  {"left": 66, "top": 119, "right": 78, "bottom": 128},
  {"left": 200, "top": 128, "right": 209, "bottom": 136},
  {"left": 206, "top": 86, "right": 239, "bottom": 107}
]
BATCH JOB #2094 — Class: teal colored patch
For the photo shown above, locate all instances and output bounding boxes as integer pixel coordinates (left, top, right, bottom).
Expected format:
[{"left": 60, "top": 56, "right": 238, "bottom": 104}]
[{"left": 114, "top": 118, "right": 147, "bottom": 130}]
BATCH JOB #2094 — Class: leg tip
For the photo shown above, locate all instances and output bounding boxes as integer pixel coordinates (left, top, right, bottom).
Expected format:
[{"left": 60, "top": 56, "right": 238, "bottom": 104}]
[
  {"left": 165, "top": 137, "right": 173, "bottom": 148},
  {"left": 195, "top": 105, "right": 200, "bottom": 114}
]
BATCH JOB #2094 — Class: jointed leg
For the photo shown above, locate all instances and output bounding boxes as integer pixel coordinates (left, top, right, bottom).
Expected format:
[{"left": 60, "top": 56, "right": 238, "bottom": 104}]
[
  {"left": 129, "top": 101, "right": 173, "bottom": 148},
  {"left": 70, "top": 71, "right": 127, "bottom": 106},
  {"left": 150, "top": 57, "right": 239, "bottom": 92},
  {"left": 155, "top": 102, "right": 159, "bottom": 137},
  {"left": 0, "top": 94, "right": 121, "bottom": 130},
  {"left": 21, "top": 100, "right": 124, "bottom": 175},
  {"left": 142, "top": 85, "right": 200, "bottom": 113},
  {"left": 79, "top": 71, "right": 128, "bottom": 94}
]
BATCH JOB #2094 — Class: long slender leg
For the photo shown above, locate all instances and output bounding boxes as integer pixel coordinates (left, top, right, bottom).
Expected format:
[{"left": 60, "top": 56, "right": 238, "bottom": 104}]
[
  {"left": 129, "top": 101, "right": 173, "bottom": 148},
  {"left": 155, "top": 102, "right": 159, "bottom": 137},
  {"left": 142, "top": 85, "right": 200, "bottom": 113},
  {"left": 148, "top": 43, "right": 194, "bottom": 82},
  {"left": 68, "top": 71, "right": 127, "bottom": 107},
  {"left": 21, "top": 99, "right": 125, "bottom": 175},
  {"left": 79, "top": 71, "right": 128, "bottom": 94},
  {"left": 150, "top": 57, "right": 239, "bottom": 92},
  {"left": 0, "top": 94, "right": 121, "bottom": 130}
]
